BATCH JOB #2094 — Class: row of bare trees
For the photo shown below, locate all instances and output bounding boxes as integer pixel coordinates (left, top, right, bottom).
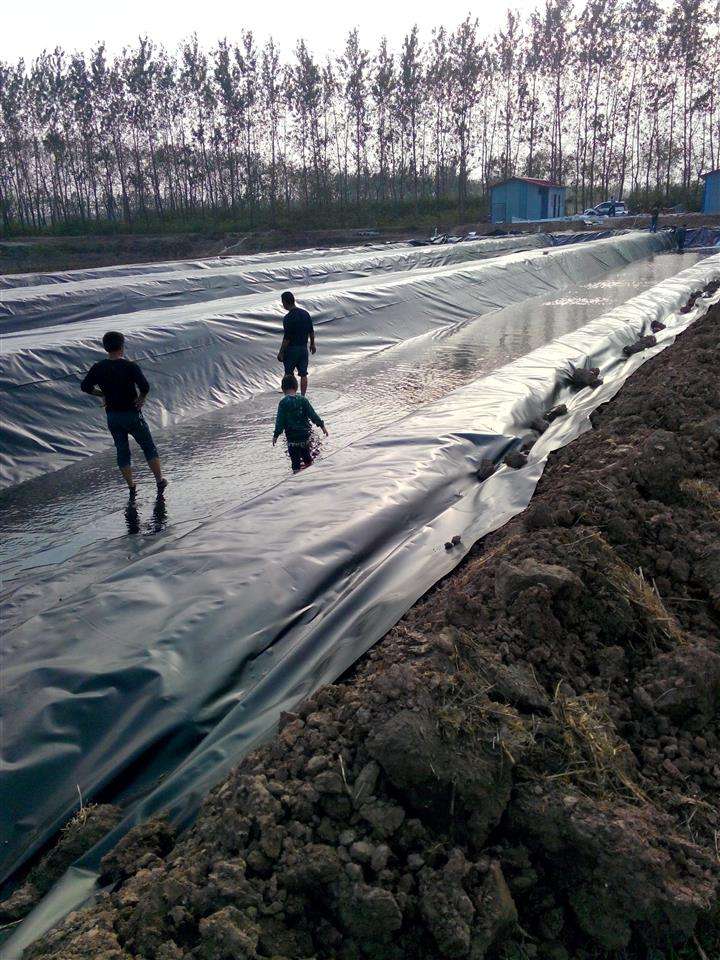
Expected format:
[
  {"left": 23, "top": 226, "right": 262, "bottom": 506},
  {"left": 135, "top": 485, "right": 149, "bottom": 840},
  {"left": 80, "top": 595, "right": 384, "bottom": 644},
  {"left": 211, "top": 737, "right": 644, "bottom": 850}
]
[{"left": 1, "top": 0, "right": 718, "bottom": 233}]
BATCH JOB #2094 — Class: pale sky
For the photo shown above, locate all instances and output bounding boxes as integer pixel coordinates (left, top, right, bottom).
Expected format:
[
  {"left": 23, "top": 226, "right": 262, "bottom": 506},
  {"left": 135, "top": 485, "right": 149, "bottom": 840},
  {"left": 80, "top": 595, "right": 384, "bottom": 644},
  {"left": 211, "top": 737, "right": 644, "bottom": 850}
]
[{"left": 2, "top": 0, "right": 541, "bottom": 62}]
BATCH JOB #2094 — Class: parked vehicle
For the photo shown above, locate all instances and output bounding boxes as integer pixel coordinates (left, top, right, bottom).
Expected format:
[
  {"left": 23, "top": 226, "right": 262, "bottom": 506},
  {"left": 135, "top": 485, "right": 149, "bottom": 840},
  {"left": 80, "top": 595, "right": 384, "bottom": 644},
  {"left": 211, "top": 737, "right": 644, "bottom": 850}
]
[{"left": 583, "top": 200, "right": 629, "bottom": 218}]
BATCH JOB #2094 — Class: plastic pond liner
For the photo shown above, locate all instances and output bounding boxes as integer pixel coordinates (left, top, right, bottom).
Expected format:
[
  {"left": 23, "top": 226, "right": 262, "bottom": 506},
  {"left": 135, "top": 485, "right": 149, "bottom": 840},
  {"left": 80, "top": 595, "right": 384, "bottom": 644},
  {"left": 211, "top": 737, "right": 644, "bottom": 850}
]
[
  {"left": 2, "top": 251, "right": 718, "bottom": 959},
  {"left": 0, "top": 230, "right": 670, "bottom": 487}
]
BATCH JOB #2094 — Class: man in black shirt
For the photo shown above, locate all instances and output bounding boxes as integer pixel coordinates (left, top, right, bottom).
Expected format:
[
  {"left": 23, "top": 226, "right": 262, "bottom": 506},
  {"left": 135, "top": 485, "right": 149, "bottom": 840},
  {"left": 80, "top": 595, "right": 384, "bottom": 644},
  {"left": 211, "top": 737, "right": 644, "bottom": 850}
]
[
  {"left": 81, "top": 331, "right": 167, "bottom": 498},
  {"left": 277, "top": 291, "right": 316, "bottom": 396}
]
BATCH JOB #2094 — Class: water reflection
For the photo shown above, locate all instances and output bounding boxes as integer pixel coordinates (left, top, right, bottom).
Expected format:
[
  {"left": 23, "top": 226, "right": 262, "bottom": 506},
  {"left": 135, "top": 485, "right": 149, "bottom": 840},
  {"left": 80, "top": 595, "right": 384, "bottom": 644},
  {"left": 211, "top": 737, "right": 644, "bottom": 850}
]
[
  {"left": 125, "top": 495, "right": 169, "bottom": 537},
  {"left": 125, "top": 501, "right": 141, "bottom": 535}
]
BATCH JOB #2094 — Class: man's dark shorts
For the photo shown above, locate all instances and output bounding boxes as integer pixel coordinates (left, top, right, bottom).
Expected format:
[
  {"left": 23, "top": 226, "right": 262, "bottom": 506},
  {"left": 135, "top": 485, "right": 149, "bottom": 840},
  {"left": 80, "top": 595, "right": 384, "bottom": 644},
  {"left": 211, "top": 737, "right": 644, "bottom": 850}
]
[
  {"left": 283, "top": 345, "right": 309, "bottom": 378},
  {"left": 106, "top": 410, "right": 158, "bottom": 469}
]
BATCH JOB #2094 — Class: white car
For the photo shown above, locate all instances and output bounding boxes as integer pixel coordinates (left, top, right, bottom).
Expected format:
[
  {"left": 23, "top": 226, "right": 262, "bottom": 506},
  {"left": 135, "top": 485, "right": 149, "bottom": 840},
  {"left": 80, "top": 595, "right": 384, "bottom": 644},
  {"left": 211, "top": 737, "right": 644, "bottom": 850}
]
[{"left": 584, "top": 201, "right": 629, "bottom": 218}]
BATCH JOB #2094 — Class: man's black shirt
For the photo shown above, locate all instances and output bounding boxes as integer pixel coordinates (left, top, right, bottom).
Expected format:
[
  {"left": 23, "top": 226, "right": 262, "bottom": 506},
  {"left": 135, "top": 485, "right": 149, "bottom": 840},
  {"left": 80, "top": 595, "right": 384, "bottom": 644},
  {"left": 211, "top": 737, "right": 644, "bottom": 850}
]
[
  {"left": 81, "top": 358, "right": 150, "bottom": 412},
  {"left": 283, "top": 307, "right": 314, "bottom": 347}
]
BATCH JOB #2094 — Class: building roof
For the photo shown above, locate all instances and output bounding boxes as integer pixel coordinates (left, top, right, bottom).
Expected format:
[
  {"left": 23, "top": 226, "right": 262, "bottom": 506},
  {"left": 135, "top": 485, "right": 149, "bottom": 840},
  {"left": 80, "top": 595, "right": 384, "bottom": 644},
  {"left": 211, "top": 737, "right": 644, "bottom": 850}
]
[
  {"left": 492, "top": 176, "right": 565, "bottom": 189},
  {"left": 701, "top": 169, "right": 720, "bottom": 178}
]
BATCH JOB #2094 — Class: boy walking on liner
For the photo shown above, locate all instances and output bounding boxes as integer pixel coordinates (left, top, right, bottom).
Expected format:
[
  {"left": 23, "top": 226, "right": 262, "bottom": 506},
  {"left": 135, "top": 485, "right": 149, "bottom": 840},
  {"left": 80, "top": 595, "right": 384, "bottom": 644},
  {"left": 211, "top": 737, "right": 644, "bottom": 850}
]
[
  {"left": 273, "top": 374, "right": 328, "bottom": 472},
  {"left": 81, "top": 331, "right": 167, "bottom": 497}
]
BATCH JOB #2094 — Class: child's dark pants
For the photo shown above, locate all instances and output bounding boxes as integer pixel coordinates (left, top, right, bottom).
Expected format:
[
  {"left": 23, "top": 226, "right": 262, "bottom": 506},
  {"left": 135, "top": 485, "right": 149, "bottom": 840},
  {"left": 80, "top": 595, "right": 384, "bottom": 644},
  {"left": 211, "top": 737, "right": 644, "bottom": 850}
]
[{"left": 288, "top": 443, "right": 312, "bottom": 472}]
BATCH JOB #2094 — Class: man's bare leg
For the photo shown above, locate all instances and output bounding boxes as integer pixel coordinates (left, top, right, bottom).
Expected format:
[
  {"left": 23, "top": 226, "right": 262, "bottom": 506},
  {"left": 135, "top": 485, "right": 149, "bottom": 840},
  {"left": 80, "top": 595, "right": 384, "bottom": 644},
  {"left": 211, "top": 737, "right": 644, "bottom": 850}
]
[
  {"left": 300, "top": 375, "right": 308, "bottom": 396},
  {"left": 120, "top": 465, "right": 135, "bottom": 492},
  {"left": 147, "top": 456, "right": 166, "bottom": 487},
  {"left": 147, "top": 457, "right": 168, "bottom": 495}
]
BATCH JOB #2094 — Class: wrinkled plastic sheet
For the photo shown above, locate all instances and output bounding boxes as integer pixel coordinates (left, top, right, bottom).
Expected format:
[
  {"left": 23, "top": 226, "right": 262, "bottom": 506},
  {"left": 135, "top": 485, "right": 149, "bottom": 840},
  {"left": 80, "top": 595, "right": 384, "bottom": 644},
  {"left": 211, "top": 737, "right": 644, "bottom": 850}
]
[
  {"left": 685, "top": 226, "right": 720, "bottom": 248},
  {"left": 2, "top": 251, "right": 719, "bottom": 958},
  {"left": 548, "top": 228, "right": 614, "bottom": 245},
  {"left": 0, "top": 234, "right": 557, "bottom": 333},
  {"left": 0, "top": 229, "right": 618, "bottom": 292},
  {"left": 0, "top": 240, "right": 412, "bottom": 289},
  {"left": 0, "top": 231, "right": 671, "bottom": 487}
]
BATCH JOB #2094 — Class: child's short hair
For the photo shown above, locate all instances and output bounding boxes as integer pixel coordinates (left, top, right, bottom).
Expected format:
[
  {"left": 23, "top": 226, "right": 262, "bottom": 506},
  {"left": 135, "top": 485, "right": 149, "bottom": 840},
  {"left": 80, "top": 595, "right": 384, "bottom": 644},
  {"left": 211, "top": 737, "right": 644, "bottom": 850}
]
[
  {"left": 282, "top": 374, "right": 298, "bottom": 392},
  {"left": 102, "top": 330, "right": 125, "bottom": 352},
  {"left": 281, "top": 290, "right": 295, "bottom": 307}
]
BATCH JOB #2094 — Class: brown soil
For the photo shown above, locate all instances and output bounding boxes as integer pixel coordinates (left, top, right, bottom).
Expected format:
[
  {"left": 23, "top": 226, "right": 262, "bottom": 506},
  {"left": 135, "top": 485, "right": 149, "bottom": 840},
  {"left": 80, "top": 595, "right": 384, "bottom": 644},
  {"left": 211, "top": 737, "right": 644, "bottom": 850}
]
[
  {"left": 0, "top": 805, "right": 121, "bottom": 925},
  {"left": 0, "top": 228, "right": 415, "bottom": 276},
  {"left": 0, "top": 235, "right": 221, "bottom": 275},
  {"left": 12, "top": 303, "right": 720, "bottom": 959}
]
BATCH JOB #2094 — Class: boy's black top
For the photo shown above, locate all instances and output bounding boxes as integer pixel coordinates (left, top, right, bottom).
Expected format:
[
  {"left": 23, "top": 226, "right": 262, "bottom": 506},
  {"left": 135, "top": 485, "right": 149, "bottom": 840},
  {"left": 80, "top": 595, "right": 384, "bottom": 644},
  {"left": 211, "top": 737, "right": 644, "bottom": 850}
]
[
  {"left": 283, "top": 307, "right": 314, "bottom": 347},
  {"left": 81, "top": 358, "right": 150, "bottom": 412}
]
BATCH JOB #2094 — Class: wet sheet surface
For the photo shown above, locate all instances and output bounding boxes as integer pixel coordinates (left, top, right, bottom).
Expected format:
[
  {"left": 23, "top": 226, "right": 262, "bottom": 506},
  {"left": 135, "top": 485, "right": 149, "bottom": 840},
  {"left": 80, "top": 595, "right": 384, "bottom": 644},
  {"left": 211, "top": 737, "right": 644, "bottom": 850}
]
[
  {"left": 0, "top": 232, "right": 670, "bottom": 487},
  {"left": 3, "top": 253, "right": 719, "bottom": 960}
]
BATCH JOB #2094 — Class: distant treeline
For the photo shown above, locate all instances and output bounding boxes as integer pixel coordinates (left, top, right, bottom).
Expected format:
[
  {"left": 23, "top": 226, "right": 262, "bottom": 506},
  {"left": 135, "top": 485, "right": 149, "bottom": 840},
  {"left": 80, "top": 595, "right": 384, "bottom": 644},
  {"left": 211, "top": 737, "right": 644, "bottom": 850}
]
[{"left": 1, "top": 0, "right": 718, "bottom": 234}]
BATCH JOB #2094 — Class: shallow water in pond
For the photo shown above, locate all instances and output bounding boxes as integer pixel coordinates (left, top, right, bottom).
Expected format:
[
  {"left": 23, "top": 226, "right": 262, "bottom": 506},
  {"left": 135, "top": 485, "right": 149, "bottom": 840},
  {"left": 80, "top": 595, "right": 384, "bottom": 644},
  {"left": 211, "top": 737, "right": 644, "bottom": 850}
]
[{"left": 0, "top": 250, "right": 708, "bottom": 597}]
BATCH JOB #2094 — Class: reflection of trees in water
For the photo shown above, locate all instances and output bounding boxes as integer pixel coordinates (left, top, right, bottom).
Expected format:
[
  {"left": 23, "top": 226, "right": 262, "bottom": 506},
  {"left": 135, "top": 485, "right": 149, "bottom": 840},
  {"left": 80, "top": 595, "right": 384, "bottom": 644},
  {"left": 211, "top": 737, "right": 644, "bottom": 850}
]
[{"left": 445, "top": 344, "right": 475, "bottom": 378}]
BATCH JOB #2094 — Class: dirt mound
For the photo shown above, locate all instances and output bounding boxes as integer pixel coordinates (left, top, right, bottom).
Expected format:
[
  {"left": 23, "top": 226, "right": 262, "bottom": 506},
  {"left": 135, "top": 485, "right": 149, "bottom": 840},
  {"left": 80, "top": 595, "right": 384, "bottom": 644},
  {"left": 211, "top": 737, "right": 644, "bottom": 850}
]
[
  {"left": 0, "top": 236, "right": 218, "bottom": 275},
  {"left": 0, "top": 805, "right": 121, "bottom": 925},
  {"left": 15, "top": 305, "right": 720, "bottom": 959}
]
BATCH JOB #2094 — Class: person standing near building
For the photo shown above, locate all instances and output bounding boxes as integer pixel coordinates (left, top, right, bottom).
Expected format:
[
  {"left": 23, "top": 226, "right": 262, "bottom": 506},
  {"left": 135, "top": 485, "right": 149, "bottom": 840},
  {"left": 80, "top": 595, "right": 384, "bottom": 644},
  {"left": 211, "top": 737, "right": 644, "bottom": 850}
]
[
  {"left": 277, "top": 291, "right": 316, "bottom": 396},
  {"left": 676, "top": 223, "right": 687, "bottom": 252},
  {"left": 81, "top": 331, "right": 167, "bottom": 498}
]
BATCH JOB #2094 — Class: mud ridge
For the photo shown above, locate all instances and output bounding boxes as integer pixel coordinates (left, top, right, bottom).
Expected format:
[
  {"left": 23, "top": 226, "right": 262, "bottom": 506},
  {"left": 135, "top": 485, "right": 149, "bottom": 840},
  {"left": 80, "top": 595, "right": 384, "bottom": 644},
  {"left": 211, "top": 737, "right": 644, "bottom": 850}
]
[{"left": 8, "top": 305, "right": 720, "bottom": 960}]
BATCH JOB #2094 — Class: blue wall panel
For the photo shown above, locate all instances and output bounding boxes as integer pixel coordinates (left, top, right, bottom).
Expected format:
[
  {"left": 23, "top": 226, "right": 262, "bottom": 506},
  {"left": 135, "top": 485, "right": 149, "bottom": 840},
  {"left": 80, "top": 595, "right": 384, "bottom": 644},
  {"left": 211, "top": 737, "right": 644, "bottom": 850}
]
[{"left": 702, "top": 172, "right": 720, "bottom": 214}]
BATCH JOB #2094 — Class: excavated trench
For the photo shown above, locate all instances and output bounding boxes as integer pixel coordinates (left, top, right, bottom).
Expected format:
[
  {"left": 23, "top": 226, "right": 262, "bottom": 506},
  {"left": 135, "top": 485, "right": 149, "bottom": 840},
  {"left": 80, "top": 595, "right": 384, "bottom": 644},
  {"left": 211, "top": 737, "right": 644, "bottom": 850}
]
[
  {"left": 3, "top": 289, "right": 719, "bottom": 960},
  {"left": 0, "top": 248, "right": 704, "bottom": 588},
  {"left": 1, "top": 238, "right": 718, "bottom": 959},
  {"left": 0, "top": 231, "right": 672, "bottom": 487}
]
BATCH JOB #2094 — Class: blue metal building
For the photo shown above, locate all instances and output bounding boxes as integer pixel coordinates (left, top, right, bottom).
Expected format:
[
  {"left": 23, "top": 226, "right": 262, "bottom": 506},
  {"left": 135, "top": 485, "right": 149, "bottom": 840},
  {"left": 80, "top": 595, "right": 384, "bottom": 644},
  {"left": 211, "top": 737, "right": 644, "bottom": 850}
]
[
  {"left": 490, "top": 176, "right": 566, "bottom": 224},
  {"left": 701, "top": 169, "right": 720, "bottom": 214}
]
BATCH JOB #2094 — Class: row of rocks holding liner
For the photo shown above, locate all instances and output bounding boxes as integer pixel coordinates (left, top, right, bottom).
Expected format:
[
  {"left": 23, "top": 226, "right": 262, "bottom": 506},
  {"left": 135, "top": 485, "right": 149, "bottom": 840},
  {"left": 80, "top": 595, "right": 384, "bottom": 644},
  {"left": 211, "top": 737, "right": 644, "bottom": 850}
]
[{"left": 505, "top": 273, "right": 718, "bottom": 473}]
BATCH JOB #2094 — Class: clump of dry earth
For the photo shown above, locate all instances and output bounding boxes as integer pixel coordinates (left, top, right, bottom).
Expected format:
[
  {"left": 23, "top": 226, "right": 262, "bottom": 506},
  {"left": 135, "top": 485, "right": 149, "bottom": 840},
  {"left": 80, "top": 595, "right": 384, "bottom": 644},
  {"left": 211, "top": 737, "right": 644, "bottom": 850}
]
[{"left": 7, "top": 301, "right": 720, "bottom": 960}]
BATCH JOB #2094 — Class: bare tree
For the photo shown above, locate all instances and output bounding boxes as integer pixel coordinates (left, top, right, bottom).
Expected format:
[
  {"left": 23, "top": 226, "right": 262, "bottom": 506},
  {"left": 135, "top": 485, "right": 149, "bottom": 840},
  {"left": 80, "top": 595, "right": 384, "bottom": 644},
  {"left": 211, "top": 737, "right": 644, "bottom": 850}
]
[{"left": 1, "top": 6, "right": 717, "bottom": 234}]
